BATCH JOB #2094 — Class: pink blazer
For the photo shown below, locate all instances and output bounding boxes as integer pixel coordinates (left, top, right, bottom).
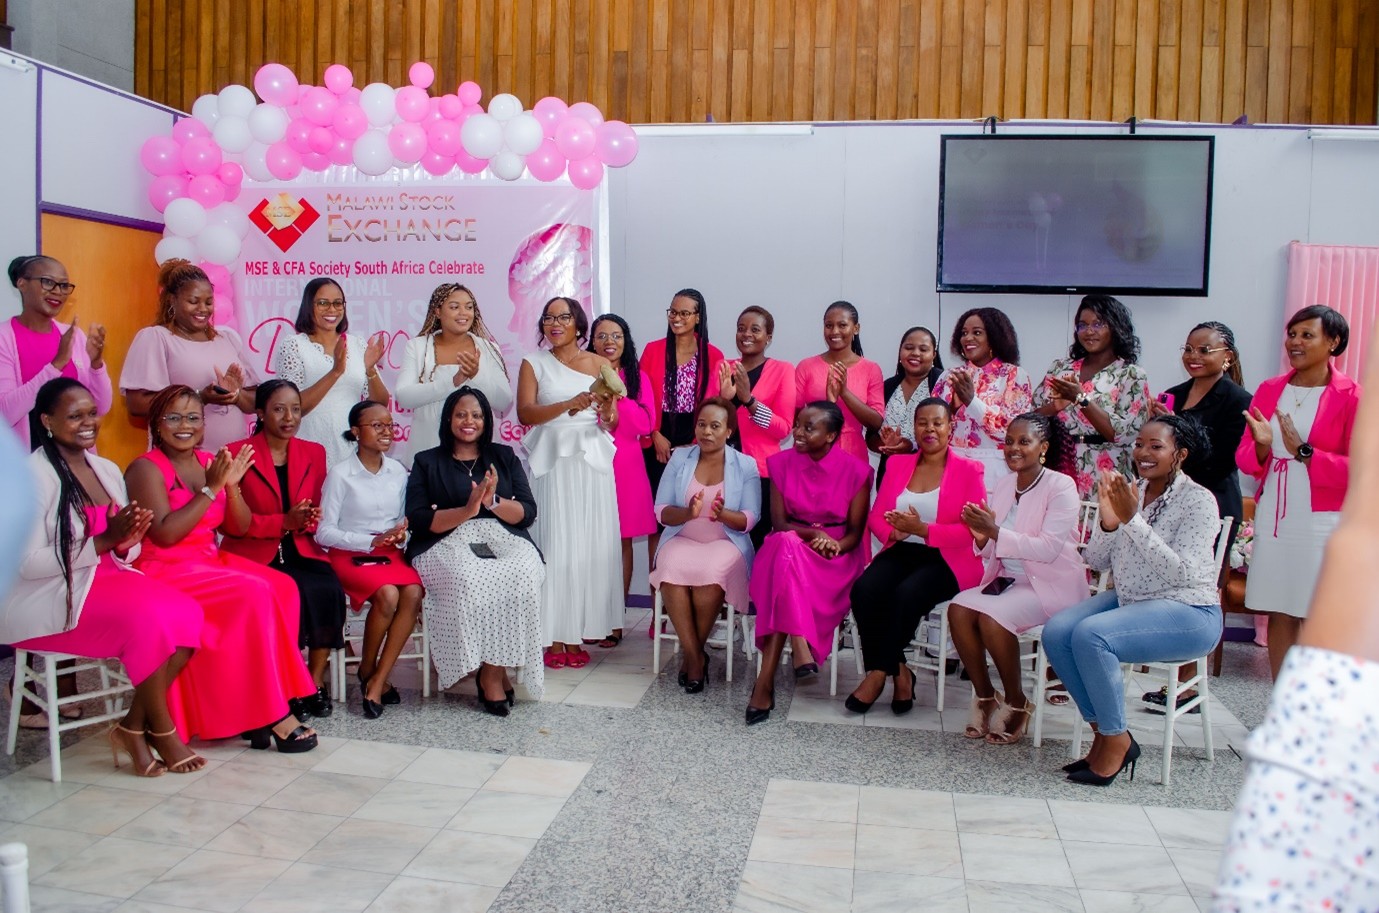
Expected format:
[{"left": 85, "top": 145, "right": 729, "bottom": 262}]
[
  {"left": 1235, "top": 367, "right": 1361, "bottom": 513},
  {"left": 728, "top": 357, "right": 794, "bottom": 477},
  {"left": 868, "top": 449, "right": 985, "bottom": 590},
  {"left": 977, "top": 469, "right": 1089, "bottom": 612},
  {"left": 638, "top": 337, "right": 726, "bottom": 437},
  {"left": 0, "top": 318, "right": 112, "bottom": 449}
]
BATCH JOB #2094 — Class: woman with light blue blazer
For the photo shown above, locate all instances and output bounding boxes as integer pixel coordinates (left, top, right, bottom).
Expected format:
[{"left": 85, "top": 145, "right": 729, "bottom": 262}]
[{"left": 649, "top": 397, "right": 761, "bottom": 693}]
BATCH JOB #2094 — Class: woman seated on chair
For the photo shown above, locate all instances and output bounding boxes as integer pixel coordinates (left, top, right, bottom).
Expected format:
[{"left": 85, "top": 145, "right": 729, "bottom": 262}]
[
  {"left": 649, "top": 397, "right": 760, "bottom": 694},
  {"left": 221, "top": 380, "right": 347, "bottom": 721},
  {"left": 1041, "top": 414, "right": 1223, "bottom": 786},
  {"left": 124, "top": 384, "right": 318, "bottom": 753},
  {"left": 847, "top": 398, "right": 985, "bottom": 716},
  {"left": 745, "top": 401, "right": 872, "bottom": 724},
  {"left": 947, "top": 412, "right": 1088, "bottom": 744},
  {"left": 0, "top": 379, "right": 204, "bottom": 777},
  {"left": 405, "top": 387, "right": 546, "bottom": 716},
  {"left": 315, "top": 400, "right": 424, "bottom": 720}
]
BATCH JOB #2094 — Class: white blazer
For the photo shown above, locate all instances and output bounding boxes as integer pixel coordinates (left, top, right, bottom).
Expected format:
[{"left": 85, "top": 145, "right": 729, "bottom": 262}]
[{"left": 0, "top": 449, "right": 138, "bottom": 643}]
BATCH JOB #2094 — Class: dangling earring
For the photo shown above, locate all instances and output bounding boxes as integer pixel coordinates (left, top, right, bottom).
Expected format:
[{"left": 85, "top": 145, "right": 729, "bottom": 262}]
[
  {"left": 46, "top": 428, "right": 53, "bottom": 438},
  {"left": 1038, "top": 452, "right": 1046, "bottom": 464}
]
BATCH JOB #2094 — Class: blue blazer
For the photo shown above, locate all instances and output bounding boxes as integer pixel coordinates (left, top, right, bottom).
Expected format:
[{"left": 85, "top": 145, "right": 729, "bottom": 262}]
[{"left": 653, "top": 445, "right": 761, "bottom": 572}]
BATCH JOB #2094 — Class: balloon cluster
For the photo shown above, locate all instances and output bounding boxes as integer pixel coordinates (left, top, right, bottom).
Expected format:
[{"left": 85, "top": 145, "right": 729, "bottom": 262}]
[{"left": 140, "top": 62, "right": 639, "bottom": 273}]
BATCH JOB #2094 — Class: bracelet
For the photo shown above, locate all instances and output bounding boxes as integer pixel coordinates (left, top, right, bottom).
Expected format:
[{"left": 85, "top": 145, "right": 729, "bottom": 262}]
[{"left": 367, "top": 368, "right": 381, "bottom": 380}]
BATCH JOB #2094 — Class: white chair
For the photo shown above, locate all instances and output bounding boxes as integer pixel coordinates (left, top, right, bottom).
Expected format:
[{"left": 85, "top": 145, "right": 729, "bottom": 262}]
[
  {"left": 907, "top": 601, "right": 954, "bottom": 711},
  {"left": 330, "top": 600, "right": 430, "bottom": 702},
  {"left": 0, "top": 841, "right": 30, "bottom": 913},
  {"left": 5, "top": 650, "right": 133, "bottom": 783},
  {"left": 827, "top": 613, "right": 867, "bottom": 697},
  {"left": 651, "top": 590, "right": 740, "bottom": 682}
]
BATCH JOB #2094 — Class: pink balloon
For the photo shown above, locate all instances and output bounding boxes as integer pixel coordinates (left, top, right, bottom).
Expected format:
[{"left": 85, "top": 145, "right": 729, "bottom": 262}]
[
  {"left": 568, "top": 156, "right": 604, "bottom": 190},
  {"left": 567, "top": 102, "right": 604, "bottom": 127},
  {"left": 266, "top": 142, "right": 303, "bottom": 180},
  {"left": 344, "top": 86, "right": 363, "bottom": 105},
  {"left": 188, "top": 173, "right": 226, "bottom": 208},
  {"left": 532, "top": 97, "right": 569, "bottom": 139},
  {"left": 302, "top": 151, "right": 331, "bottom": 171},
  {"left": 140, "top": 136, "right": 183, "bottom": 176},
  {"left": 180, "top": 136, "right": 223, "bottom": 175},
  {"left": 216, "top": 161, "right": 244, "bottom": 185},
  {"left": 296, "top": 84, "right": 312, "bottom": 104},
  {"left": 395, "top": 86, "right": 430, "bottom": 123},
  {"left": 332, "top": 103, "right": 368, "bottom": 140},
  {"left": 300, "top": 86, "right": 339, "bottom": 127},
  {"left": 308, "top": 126, "right": 334, "bottom": 155},
  {"left": 554, "top": 117, "right": 596, "bottom": 161},
  {"left": 595, "top": 120, "right": 638, "bottom": 168},
  {"left": 323, "top": 64, "right": 354, "bottom": 94},
  {"left": 147, "top": 174, "right": 188, "bottom": 212},
  {"left": 172, "top": 118, "right": 209, "bottom": 143},
  {"left": 427, "top": 97, "right": 444, "bottom": 122},
  {"left": 462, "top": 102, "right": 484, "bottom": 116},
  {"left": 409, "top": 61, "right": 435, "bottom": 89},
  {"left": 286, "top": 118, "right": 314, "bottom": 153},
  {"left": 426, "top": 119, "right": 463, "bottom": 156},
  {"left": 525, "top": 139, "right": 567, "bottom": 182},
  {"left": 438, "top": 94, "right": 463, "bottom": 119},
  {"left": 457, "top": 81, "right": 482, "bottom": 106},
  {"left": 387, "top": 122, "right": 427, "bottom": 163},
  {"left": 454, "top": 148, "right": 488, "bottom": 174},
  {"left": 254, "top": 63, "right": 300, "bottom": 106},
  {"left": 421, "top": 151, "right": 454, "bottom": 176},
  {"left": 328, "top": 134, "right": 355, "bottom": 166},
  {"left": 222, "top": 181, "right": 242, "bottom": 202}
]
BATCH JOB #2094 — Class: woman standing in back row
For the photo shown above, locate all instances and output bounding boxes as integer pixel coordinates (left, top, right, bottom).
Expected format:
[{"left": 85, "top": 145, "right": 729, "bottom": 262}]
[{"left": 794, "top": 301, "right": 884, "bottom": 462}]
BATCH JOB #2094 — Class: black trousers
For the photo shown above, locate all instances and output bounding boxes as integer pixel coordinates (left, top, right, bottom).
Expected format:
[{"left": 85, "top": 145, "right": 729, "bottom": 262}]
[
  {"left": 749, "top": 477, "right": 773, "bottom": 552},
  {"left": 849, "top": 542, "right": 959, "bottom": 675}
]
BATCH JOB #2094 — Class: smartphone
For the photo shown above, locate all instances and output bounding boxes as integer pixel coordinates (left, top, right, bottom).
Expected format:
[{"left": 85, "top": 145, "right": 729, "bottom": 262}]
[
  {"left": 210, "top": 384, "right": 231, "bottom": 396},
  {"left": 981, "top": 576, "right": 1015, "bottom": 596},
  {"left": 469, "top": 542, "right": 498, "bottom": 559},
  {"left": 1157, "top": 391, "right": 1175, "bottom": 412},
  {"left": 351, "top": 555, "right": 390, "bottom": 566}
]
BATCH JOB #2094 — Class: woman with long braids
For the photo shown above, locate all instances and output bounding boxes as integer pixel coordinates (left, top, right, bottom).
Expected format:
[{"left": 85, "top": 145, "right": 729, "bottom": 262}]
[
  {"left": 1042, "top": 414, "right": 1223, "bottom": 786},
  {"left": 793, "top": 301, "right": 884, "bottom": 461},
  {"left": 0, "top": 378, "right": 204, "bottom": 776},
  {"left": 121, "top": 260, "right": 258, "bottom": 451},
  {"left": 396, "top": 283, "right": 512, "bottom": 467}
]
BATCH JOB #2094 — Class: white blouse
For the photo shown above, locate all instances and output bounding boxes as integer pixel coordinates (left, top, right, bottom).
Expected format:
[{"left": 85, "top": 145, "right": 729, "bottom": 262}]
[
  {"left": 314, "top": 453, "right": 410, "bottom": 553},
  {"left": 881, "top": 379, "right": 932, "bottom": 445},
  {"left": 894, "top": 486, "right": 940, "bottom": 544},
  {"left": 395, "top": 333, "right": 513, "bottom": 467},
  {"left": 271, "top": 332, "right": 370, "bottom": 470}
]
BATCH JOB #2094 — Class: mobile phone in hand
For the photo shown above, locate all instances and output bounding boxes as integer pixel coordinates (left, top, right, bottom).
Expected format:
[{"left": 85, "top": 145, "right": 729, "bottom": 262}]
[
  {"left": 1157, "top": 391, "right": 1175, "bottom": 411},
  {"left": 210, "top": 384, "right": 230, "bottom": 396}
]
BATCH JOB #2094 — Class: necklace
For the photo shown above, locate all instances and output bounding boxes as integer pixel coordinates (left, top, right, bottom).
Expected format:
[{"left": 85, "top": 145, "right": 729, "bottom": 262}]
[
  {"left": 454, "top": 456, "right": 480, "bottom": 475},
  {"left": 1287, "top": 383, "right": 1319, "bottom": 412},
  {"left": 1014, "top": 467, "right": 1045, "bottom": 498},
  {"left": 552, "top": 347, "right": 579, "bottom": 367}
]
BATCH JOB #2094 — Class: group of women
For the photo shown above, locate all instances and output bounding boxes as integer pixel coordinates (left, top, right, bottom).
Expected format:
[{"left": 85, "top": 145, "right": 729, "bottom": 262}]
[{"left": 0, "top": 251, "right": 1362, "bottom": 788}]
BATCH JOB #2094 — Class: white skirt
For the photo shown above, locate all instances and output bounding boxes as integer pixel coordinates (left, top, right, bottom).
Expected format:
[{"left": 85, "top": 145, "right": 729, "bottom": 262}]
[
  {"left": 530, "top": 453, "right": 624, "bottom": 645},
  {"left": 412, "top": 519, "right": 546, "bottom": 696}
]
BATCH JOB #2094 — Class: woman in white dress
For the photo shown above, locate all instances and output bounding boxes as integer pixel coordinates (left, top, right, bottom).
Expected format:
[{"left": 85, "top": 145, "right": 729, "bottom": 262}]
[
  {"left": 397, "top": 284, "right": 512, "bottom": 467},
  {"left": 271, "top": 277, "right": 389, "bottom": 469},
  {"left": 1238, "top": 305, "right": 1361, "bottom": 680},
  {"left": 516, "top": 296, "right": 623, "bottom": 669}
]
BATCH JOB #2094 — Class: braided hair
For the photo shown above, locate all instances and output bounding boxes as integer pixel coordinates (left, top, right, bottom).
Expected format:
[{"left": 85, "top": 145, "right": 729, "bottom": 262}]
[
  {"left": 1190, "top": 321, "right": 1243, "bottom": 386},
  {"left": 29, "top": 378, "right": 97, "bottom": 628},
  {"left": 587, "top": 313, "right": 642, "bottom": 403},
  {"left": 1008, "top": 411, "right": 1077, "bottom": 479},
  {"left": 664, "top": 289, "right": 712, "bottom": 404},
  {"left": 156, "top": 259, "right": 216, "bottom": 339},
  {"left": 419, "top": 283, "right": 508, "bottom": 381},
  {"left": 1141, "top": 413, "right": 1211, "bottom": 525}
]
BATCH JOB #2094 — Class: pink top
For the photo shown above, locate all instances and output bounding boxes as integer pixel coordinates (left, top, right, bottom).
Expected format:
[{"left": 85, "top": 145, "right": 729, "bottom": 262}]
[
  {"left": 0, "top": 317, "right": 112, "bottom": 449},
  {"left": 794, "top": 355, "right": 884, "bottom": 461},
  {"left": 672, "top": 480, "right": 728, "bottom": 543},
  {"left": 120, "top": 326, "right": 260, "bottom": 452},
  {"left": 82, "top": 505, "right": 118, "bottom": 571},
  {"left": 731, "top": 357, "right": 795, "bottom": 477}
]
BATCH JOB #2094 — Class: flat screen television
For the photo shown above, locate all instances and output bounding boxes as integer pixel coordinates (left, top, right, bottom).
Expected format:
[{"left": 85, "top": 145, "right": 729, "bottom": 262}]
[{"left": 937, "top": 135, "right": 1214, "bottom": 296}]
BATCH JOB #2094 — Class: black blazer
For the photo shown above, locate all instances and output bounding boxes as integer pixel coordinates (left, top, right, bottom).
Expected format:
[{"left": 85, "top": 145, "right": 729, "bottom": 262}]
[
  {"left": 405, "top": 443, "right": 539, "bottom": 561},
  {"left": 1165, "top": 375, "right": 1252, "bottom": 524}
]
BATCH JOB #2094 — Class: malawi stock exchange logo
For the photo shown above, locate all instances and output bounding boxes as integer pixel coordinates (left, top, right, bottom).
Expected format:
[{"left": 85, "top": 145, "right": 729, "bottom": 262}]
[{"left": 249, "top": 193, "right": 321, "bottom": 252}]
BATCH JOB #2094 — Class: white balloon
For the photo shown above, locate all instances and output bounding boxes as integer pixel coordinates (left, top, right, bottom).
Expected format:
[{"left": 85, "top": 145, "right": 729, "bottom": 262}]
[
  {"left": 197, "top": 224, "right": 242, "bottom": 266},
  {"left": 154, "top": 235, "right": 198, "bottom": 265},
  {"left": 242, "top": 142, "right": 273, "bottom": 182},
  {"left": 191, "top": 94, "right": 220, "bottom": 128},
  {"left": 487, "top": 93, "right": 522, "bottom": 122},
  {"left": 208, "top": 202, "right": 252, "bottom": 239},
  {"left": 353, "top": 129, "right": 394, "bottom": 175},
  {"left": 247, "top": 104, "right": 290, "bottom": 145},
  {"left": 489, "top": 151, "right": 525, "bottom": 181},
  {"left": 460, "top": 113, "right": 503, "bottom": 160},
  {"left": 212, "top": 116, "right": 253, "bottom": 154},
  {"left": 360, "top": 83, "right": 397, "bottom": 128},
  {"left": 164, "top": 198, "right": 209, "bottom": 238},
  {"left": 503, "top": 113, "right": 544, "bottom": 156},
  {"left": 217, "top": 84, "right": 256, "bottom": 120}
]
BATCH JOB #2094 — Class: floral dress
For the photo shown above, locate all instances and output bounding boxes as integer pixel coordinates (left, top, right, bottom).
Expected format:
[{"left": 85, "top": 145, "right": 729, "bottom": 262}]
[
  {"left": 932, "top": 359, "right": 1033, "bottom": 492},
  {"left": 1032, "top": 356, "right": 1151, "bottom": 498}
]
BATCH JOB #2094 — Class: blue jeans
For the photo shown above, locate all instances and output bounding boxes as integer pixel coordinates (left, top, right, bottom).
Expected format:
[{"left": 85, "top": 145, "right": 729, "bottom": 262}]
[{"left": 1041, "top": 590, "right": 1222, "bottom": 736}]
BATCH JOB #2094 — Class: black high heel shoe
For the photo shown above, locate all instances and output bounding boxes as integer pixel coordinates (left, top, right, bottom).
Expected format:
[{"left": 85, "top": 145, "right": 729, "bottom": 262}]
[
  {"left": 476, "top": 679, "right": 510, "bottom": 717},
  {"left": 358, "top": 672, "right": 384, "bottom": 720},
  {"left": 891, "top": 666, "right": 915, "bottom": 716},
  {"left": 241, "top": 715, "right": 318, "bottom": 753},
  {"left": 684, "top": 655, "right": 709, "bottom": 694},
  {"left": 1061, "top": 758, "right": 1090, "bottom": 774},
  {"left": 358, "top": 669, "right": 399, "bottom": 705},
  {"left": 506, "top": 688, "right": 516, "bottom": 707},
  {"left": 745, "top": 692, "right": 775, "bottom": 725},
  {"left": 1067, "top": 734, "right": 1140, "bottom": 786}
]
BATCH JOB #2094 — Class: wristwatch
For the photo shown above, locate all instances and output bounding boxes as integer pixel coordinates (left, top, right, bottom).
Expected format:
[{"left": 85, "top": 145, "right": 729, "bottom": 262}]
[
  {"left": 1296, "top": 442, "right": 1314, "bottom": 462},
  {"left": 1075, "top": 392, "right": 1090, "bottom": 409},
  {"left": 199, "top": 485, "right": 216, "bottom": 501}
]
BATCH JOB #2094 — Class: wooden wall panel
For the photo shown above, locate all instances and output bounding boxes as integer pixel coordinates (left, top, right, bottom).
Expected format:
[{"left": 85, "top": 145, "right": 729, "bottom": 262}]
[{"left": 134, "top": 0, "right": 1379, "bottom": 125}]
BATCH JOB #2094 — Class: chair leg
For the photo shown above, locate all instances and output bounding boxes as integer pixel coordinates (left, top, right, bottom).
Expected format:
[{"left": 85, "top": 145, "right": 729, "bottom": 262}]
[
  {"left": 6, "top": 650, "right": 26, "bottom": 756},
  {"left": 936, "top": 606, "right": 949, "bottom": 713},
  {"left": 44, "top": 657, "right": 61, "bottom": 784},
  {"left": 851, "top": 617, "right": 864, "bottom": 676},
  {"left": 828, "top": 625, "right": 840, "bottom": 697},
  {"left": 420, "top": 614, "right": 431, "bottom": 699},
  {"left": 1032, "top": 645, "right": 1047, "bottom": 748},
  {"left": 652, "top": 592, "right": 664, "bottom": 675},
  {"left": 1161, "top": 667, "right": 1178, "bottom": 787},
  {"left": 1199, "top": 660, "right": 1215, "bottom": 763},
  {"left": 725, "top": 604, "right": 734, "bottom": 683}
]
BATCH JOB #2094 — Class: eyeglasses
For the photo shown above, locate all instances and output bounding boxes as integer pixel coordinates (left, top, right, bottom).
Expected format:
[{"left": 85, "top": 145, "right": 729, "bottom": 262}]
[
  {"left": 313, "top": 299, "right": 346, "bottom": 310},
  {"left": 29, "top": 276, "right": 76, "bottom": 295},
  {"left": 666, "top": 308, "right": 698, "bottom": 320},
  {"left": 594, "top": 332, "right": 624, "bottom": 343},
  {"left": 541, "top": 313, "right": 575, "bottom": 326},
  {"left": 1180, "top": 345, "right": 1228, "bottom": 356},
  {"left": 161, "top": 413, "right": 204, "bottom": 427},
  {"left": 361, "top": 421, "right": 401, "bottom": 434},
  {"left": 1075, "top": 321, "right": 1107, "bottom": 333}
]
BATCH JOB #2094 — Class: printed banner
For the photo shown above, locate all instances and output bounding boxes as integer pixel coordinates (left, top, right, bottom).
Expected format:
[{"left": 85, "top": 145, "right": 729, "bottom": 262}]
[{"left": 231, "top": 181, "right": 601, "bottom": 461}]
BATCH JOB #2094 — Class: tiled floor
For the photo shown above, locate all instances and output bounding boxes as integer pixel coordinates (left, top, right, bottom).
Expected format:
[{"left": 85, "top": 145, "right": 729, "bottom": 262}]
[{"left": 734, "top": 778, "right": 1230, "bottom": 913}]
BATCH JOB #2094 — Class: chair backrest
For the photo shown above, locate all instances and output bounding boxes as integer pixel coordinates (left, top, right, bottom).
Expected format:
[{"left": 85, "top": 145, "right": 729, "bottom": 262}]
[
  {"left": 1076, "top": 500, "right": 1100, "bottom": 550},
  {"left": 1214, "top": 516, "right": 1234, "bottom": 579}
]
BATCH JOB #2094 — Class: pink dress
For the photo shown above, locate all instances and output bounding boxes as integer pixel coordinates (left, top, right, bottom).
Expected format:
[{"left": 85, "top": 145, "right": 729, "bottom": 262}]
[
  {"left": 16, "top": 506, "right": 203, "bottom": 685},
  {"left": 133, "top": 449, "right": 316, "bottom": 740},
  {"left": 794, "top": 355, "right": 885, "bottom": 461},
  {"left": 611, "top": 368, "right": 657, "bottom": 538},
  {"left": 1, "top": 317, "right": 113, "bottom": 450},
  {"left": 749, "top": 446, "right": 873, "bottom": 662},
  {"left": 119, "top": 326, "right": 260, "bottom": 452},
  {"left": 648, "top": 480, "right": 750, "bottom": 611}
]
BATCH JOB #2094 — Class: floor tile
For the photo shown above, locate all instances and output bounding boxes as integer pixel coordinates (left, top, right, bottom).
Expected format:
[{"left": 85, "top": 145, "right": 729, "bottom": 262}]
[
  {"left": 394, "top": 747, "right": 506, "bottom": 788},
  {"left": 230, "top": 735, "right": 347, "bottom": 771},
  {"left": 445, "top": 790, "right": 568, "bottom": 838},
  {"left": 959, "top": 833, "right": 1075, "bottom": 887},
  {"left": 34, "top": 836, "right": 194, "bottom": 899},
  {"left": 299, "top": 818, "right": 437, "bottom": 875},
  {"left": 850, "top": 872, "right": 966, "bottom": 913},
  {"left": 0, "top": 821, "right": 100, "bottom": 877},
  {"left": 177, "top": 761, "right": 305, "bottom": 807},
  {"left": 732, "top": 860, "right": 852, "bottom": 913},
  {"left": 260, "top": 770, "right": 389, "bottom": 817},
  {"left": 748, "top": 817, "right": 857, "bottom": 870},
  {"left": 114, "top": 900, "right": 210, "bottom": 913},
  {"left": 1063, "top": 840, "right": 1189, "bottom": 894},
  {"left": 1077, "top": 890, "right": 1202, "bottom": 912},
  {"left": 783, "top": 696, "right": 863, "bottom": 727},
  {"left": 90, "top": 760, "right": 222, "bottom": 797},
  {"left": 857, "top": 786, "right": 956, "bottom": 831},
  {"left": 309, "top": 740, "right": 425, "bottom": 780},
  {"left": 201, "top": 806, "right": 345, "bottom": 861},
  {"left": 854, "top": 823, "right": 964, "bottom": 878},
  {"left": 402, "top": 829, "right": 536, "bottom": 886},
  {"left": 111, "top": 796, "right": 252, "bottom": 848},
  {"left": 1145, "top": 807, "right": 1234, "bottom": 851},
  {"left": 964, "top": 879, "right": 1085, "bottom": 913},
  {"left": 1167, "top": 846, "right": 1225, "bottom": 897},
  {"left": 245, "top": 861, "right": 393, "bottom": 913},
  {"left": 27, "top": 786, "right": 163, "bottom": 836},
  {"left": 351, "top": 779, "right": 477, "bottom": 828},
  {"left": 132, "top": 848, "right": 292, "bottom": 912},
  {"left": 1048, "top": 798, "right": 1162, "bottom": 847},
  {"left": 482, "top": 755, "right": 591, "bottom": 798},
  {"left": 561, "top": 677, "right": 651, "bottom": 708},
  {"left": 28, "top": 885, "right": 122, "bottom": 912},
  {"left": 954, "top": 793, "right": 1058, "bottom": 839},
  {"left": 363, "top": 876, "right": 500, "bottom": 913},
  {"left": 759, "top": 778, "right": 859, "bottom": 823}
]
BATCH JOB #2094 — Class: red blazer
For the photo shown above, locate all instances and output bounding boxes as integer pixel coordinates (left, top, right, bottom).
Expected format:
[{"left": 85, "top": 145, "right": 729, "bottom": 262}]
[
  {"left": 1235, "top": 367, "right": 1361, "bottom": 513},
  {"left": 728, "top": 357, "right": 795, "bottom": 477},
  {"left": 867, "top": 449, "right": 986, "bottom": 590},
  {"left": 638, "top": 336, "right": 726, "bottom": 437},
  {"left": 220, "top": 433, "right": 330, "bottom": 565}
]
